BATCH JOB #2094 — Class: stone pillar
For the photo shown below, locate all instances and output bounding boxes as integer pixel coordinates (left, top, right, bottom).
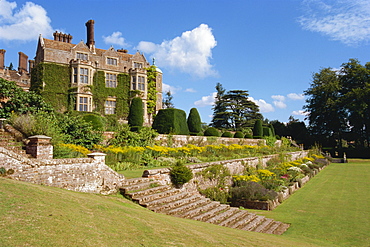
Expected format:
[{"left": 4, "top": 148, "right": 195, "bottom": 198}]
[
  {"left": 26, "top": 135, "right": 53, "bottom": 159},
  {"left": 87, "top": 152, "right": 107, "bottom": 164}
]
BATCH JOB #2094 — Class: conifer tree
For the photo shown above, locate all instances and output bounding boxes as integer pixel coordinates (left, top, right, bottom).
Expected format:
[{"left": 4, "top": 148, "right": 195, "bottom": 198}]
[
  {"left": 187, "top": 108, "right": 202, "bottom": 134},
  {"left": 128, "top": 97, "right": 143, "bottom": 128}
]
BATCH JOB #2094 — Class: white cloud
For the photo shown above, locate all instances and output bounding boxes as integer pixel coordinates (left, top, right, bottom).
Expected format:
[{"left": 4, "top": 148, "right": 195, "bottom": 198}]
[
  {"left": 299, "top": 0, "right": 370, "bottom": 45},
  {"left": 287, "top": 93, "right": 305, "bottom": 100},
  {"left": 185, "top": 88, "right": 197, "bottom": 93},
  {"left": 0, "top": 1, "right": 52, "bottom": 41},
  {"left": 292, "top": 110, "right": 308, "bottom": 116},
  {"left": 137, "top": 24, "right": 217, "bottom": 77},
  {"left": 103, "top": 31, "right": 128, "bottom": 47},
  {"left": 194, "top": 92, "right": 217, "bottom": 107},
  {"left": 273, "top": 101, "right": 287, "bottom": 109},
  {"left": 162, "top": 83, "right": 181, "bottom": 94},
  {"left": 271, "top": 95, "right": 285, "bottom": 101},
  {"left": 248, "top": 97, "right": 274, "bottom": 113}
]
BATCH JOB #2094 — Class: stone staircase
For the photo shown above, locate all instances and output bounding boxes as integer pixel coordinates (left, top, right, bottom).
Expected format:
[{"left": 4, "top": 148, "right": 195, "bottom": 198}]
[
  {"left": 0, "top": 130, "right": 31, "bottom": 158},
  {"left": 120, "top": 178, "right": 290, "bottom": 235}
]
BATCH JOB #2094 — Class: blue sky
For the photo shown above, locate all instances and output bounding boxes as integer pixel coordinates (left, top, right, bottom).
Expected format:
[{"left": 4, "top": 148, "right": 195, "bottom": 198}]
[{"left": 1, "top": 0, "right": 370, "bottom": 124}]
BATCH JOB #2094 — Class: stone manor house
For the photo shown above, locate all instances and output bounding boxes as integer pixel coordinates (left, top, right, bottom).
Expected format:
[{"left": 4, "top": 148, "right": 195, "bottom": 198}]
[{"left": 0, "top": 20, "right": 163, "bottom": 124}]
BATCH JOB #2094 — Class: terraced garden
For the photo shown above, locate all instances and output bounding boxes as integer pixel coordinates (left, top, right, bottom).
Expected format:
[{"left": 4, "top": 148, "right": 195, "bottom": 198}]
[{"left": 1, "top": 159, "right": 369, "bottom": 246}]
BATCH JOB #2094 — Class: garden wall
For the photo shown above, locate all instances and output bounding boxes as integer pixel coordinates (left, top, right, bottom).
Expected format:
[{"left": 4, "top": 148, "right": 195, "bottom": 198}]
[
  {"left": 102, "top": 132, "right": 266, "bottom": 147},
  {"left": 0, "top": 147, "right": 124, "bottom": 195},
  {"left": 155, "top": 134, "right": 265, "bottom": 147},
  {"left": 143, "top": 150, "right": 309, "bottom": 191}
]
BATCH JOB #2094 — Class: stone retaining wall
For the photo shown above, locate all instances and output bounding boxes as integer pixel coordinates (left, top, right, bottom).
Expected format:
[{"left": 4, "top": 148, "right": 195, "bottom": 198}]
[
  {"left": 0, "top": 147, "right": 124, "bottom": 195},
  {"left": 143, "top": 151, "right": 309, "bottom": 190}
]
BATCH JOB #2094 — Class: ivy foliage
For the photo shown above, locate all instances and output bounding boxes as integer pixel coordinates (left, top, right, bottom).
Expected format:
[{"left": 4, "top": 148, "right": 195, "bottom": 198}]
[
  {"left": 91, "top": 71, "right": 130, "bottom": 118},
  {"left": 30, "top": 62, "right": 71, "bottom": 112},
  {"left": 0, "top": 78, "right": 53, "bottom": 118},
  {"left": 146, "top": 65, "right": 158, "bottom": 116},
  {"left": 109, "top": 124, "right": 158, "bottom": 147}
]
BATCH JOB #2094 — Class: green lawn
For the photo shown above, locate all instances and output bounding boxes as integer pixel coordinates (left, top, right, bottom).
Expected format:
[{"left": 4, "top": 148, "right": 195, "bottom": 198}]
[
  {"left": 248, "top": 159, "right": 370, "bottom": 246},
  {"left": 1, "top": 159, "right": 369, "bottom": 246}
]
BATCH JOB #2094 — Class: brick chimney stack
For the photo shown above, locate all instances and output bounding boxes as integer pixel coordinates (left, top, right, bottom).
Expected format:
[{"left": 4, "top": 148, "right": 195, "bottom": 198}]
[
  {"left": 86, "top": 20, "right": 95, "bottom": 49},
  {"left": 18, "top": 52, "right": 28, "bottom": 73},
  {"left": 0, "top": 49, "right": 5, "bottom": 69}
]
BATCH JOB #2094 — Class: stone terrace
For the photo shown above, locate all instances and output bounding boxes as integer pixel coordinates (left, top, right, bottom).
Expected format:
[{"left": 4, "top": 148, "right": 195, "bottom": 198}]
[{"left": 120, "top": 178, "right": 290, "bottom": 235}]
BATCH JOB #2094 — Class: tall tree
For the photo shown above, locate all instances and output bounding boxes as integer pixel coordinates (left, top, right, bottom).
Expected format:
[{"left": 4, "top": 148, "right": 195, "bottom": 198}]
[
  {"left": 222, "top": 90, "right": 261, "bottom": 130},
  {"left": 162, "top": 91, "right": 174, "bottom": 109},
  {"left": 339, "top": 59, "right": 370, "bottom": 147},
  {"left": 211, "top": 82, "right": 228, "bottom": 129},
  {"left": 304, "top": 67, "right": 347, "bottom": 147}
]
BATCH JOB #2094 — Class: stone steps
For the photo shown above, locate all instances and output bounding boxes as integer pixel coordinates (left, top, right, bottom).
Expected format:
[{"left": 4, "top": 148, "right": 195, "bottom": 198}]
[
  {"left": 0, "top": 131, "right": 32, "bottom": 158},
  {"left": 119, "top": 178, "right": 290, "bottom": 235}
]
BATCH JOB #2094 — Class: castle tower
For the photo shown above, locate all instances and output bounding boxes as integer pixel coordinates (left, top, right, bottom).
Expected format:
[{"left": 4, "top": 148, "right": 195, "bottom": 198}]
[{"left": 0, "top": 49, "right": 5, "bottom": 69}]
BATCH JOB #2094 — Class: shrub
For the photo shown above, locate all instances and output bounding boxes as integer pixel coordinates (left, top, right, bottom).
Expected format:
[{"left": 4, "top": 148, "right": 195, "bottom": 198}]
[
  {"left": 199, "top": 187, "right": 230, "bottom": 204},
  {"left": 233, "top": 131, "right": 244, "bottom": 138},
  {"left": 221, "top": 131, "right": 233, "bottom": 138},
  {"left": 169, "top": 162, "right": 193, "bottom": 187},
  {"left": 253, "top": 119, "right": 263, "bottom": 139},
  {"left": 187, "top": 108, "right": 202, "bottom": 134},
  {"left": 204, "top": 127, "right": 220, "bottom": 137},
  {"left": 263, "top": 127, "right": 272, "bottom": 137},
  {"left": 109, "top": 125, "right": 158, "bottom": 147},
  {"left": 244, "top": 133, "right": 253, "bottom": 139},
  {"left": 128, "top": 97, "right": 143, "bottom": 128},
  {"left": 152, "top": 108, "right": 189, "bottom": 135},
  {"left": 82, "top": 114, "right": 105, "bottom": 131},
  {"left": 231, "top": 181, "right": 278, "bottom": 201}
]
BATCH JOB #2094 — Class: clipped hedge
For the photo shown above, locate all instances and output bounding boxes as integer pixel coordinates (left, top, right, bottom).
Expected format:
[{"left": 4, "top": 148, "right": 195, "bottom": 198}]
[
  {"left": 234, "top": 131, "right": 244, "bottom": 138},
  {"left": 221, "top": 131, "right": 233, "bottom": 138},
  {"left": 187, "top": 108, "right": 202, "bottom": 134},
  {"left": 253, "top": 119, "right": 263, "bottom": 139},
  {"left": 152, "top": 108, "right": 189, "bottom": 135},
  {"left": 204, "top": 127, "right": 220, "bottom": 137},
  {"left": 263, "top": 127, "right": 272, "bottom": 137},
  {"left": 128, "top": 97, "right": 144, "bottom": 128},
  {"left": 82, "top": 114, "right": 105, "bottom": 131}
]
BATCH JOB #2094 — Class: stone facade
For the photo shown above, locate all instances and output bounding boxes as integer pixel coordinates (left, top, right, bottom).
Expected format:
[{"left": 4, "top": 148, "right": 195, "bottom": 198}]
[
  {"left": 0, "top": 147, "right": 124, "bottom": 195},
  {"left": 34, "top": 20, "right": 163, "bottom": 124}
]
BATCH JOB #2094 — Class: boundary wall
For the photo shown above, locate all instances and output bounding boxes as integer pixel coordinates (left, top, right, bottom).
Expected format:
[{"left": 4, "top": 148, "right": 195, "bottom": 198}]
[{"left": 0, "top": 147, "right": 124, "bottom": 195}]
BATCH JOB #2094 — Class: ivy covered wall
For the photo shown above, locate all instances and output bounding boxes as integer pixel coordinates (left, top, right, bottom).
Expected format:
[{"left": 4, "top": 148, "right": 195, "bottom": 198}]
[
  {"left": 30, "top": 62, "right": 71, "bottom": 112},
  {"left": 91, "top": 71, "right": 130, "bottom": 118}
]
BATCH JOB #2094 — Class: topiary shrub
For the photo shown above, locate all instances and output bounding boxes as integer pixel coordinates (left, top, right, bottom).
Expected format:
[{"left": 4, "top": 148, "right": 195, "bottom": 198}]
[
  {"left": 152, "top": 108, "right": 189, "bottom": 135},
  {"left": 244, "top": 133, "right": 253, "bottom": 139},
  {"left": 128, "top": 97, "right": 143, "bottom": 129},
  {"left": 187, "top": 108, "right": 202, "bottom": 135},
  {"left": 263, "top": 127, "right": 272, "bottom": 137},
  {"left": 233, "top": 131, "right": 244, "bottom": 138},
  {"left": 82, "top": 114, "right": 105, "bottom": 131},
  {"left": 203, "top": 127, "right": 220, "bottom": 137},
  {"left": 221, "top": 131, "right": 233, "bottom": 138},
  {"left": 253, "top": 119, "right": 263, "bottom": 139},
  {"left": 170, "top": 162, "right": 193, "bottom": 187}
]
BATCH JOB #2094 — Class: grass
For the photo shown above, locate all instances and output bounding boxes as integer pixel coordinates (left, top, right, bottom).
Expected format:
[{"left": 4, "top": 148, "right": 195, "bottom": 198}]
[
  {"left": 1, "top": 179, "right": 308, "bottom": 247},
  {"left": 247, "top": 159, "right": 370, "bottom": 246},
  {"left": 1, "top": 159, "right": 369, "bottom": 246}
]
